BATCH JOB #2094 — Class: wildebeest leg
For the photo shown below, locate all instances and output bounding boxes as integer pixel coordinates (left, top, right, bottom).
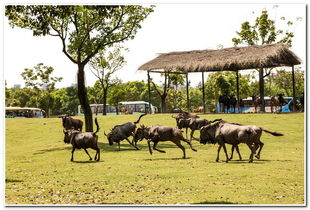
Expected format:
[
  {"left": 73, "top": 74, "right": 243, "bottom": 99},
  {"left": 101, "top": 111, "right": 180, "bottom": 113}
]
[
  {"left": 221, "top": 143, "right": 229, "bottom": 162},
  {"left": 180, "top": 137, "right": 197, "bottom": 152},
  {"left": 186, "top": 127, "right": 188, "bottom": 139},
  {"left": 246, "top": 142, "right": 256, "bottom": 163},
  {"left": 229, "top": 145, "right": 235, "bottom": 160},
  {"left": 216, "top": 145, "right": 222, "bottom": 162},
  {"left": 235, "top": 145, "right": 242, "bottom": 160},
  {"left": 147, "top": 140, "right": 153, "bottom": 155},
  {"left": 71, "top": 147, "right": 75, "bottom": 161},
  {"left": 255, "top": 142, "right": 264, "bottom": 159},
  {"left": 83, "top": 148, "right": 92, "bottom": 160},
  {"left": 125, "top": 138, "right": 140, "bottom": 150},
  {"left": 172, "top": 140, "right": 186, "bottom": 159},
  {"left": 153, "top": 140, "right": 166, "bottom": 153},
  {"left": 189, "top": 129, "right": 195, "bottom": 142},
  {"left": 118, "top": 141, "right": 121, "bottom": 151},
  {"left": 94, "top": 147, "right": 100, "bottom": 161}
]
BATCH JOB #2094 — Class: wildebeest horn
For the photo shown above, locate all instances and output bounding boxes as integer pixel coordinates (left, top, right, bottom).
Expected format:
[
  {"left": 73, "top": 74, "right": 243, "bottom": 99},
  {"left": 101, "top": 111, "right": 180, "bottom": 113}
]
[{"left": 104, "top": 131, "right": 108, "bottom": 136}]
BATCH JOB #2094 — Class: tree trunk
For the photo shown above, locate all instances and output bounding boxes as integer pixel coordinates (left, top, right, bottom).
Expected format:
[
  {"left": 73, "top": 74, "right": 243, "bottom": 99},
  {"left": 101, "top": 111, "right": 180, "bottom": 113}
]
[
  {"left": 161, "top": 95, "right": 167, "bottom": 113},
  {"left": 102, "top": 88, "right": 108, "bottom": 115},
  {"left": 259, "top": 68, "right": 265, "bottom": 112},
  {"left": 77, "top": 64, "right": 93, "bottom": 131}
]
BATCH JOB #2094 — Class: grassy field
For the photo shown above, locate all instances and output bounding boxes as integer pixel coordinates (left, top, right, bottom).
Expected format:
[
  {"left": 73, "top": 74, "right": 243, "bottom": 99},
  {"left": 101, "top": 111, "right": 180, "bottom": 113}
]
[{"left": 5, "top": 113, "right": 304, "bottom": 205}]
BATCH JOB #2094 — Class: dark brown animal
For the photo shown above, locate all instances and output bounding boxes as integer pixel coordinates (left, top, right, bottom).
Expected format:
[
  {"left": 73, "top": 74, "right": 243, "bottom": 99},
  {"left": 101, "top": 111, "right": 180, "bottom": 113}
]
[
  {"left": 59, "top": 114, "right": 83, "bottom": 131},
  {"left": 63, "top": 118, "right": 100, "bottom": 161},
  {"left": 251, "top": 95, "right": 262, "bottom": 113},
  {"left": 200, "top": 120, "right": 283, "bottom": 163},
  {"left": 104, "top": 114, "right": 146, "bottom": 150},
  {"left": 270, "top": 96, "right": 279, "bottom": 113},
  {"left": 133, "top": 125, "right": 197, "bottom": 159}
]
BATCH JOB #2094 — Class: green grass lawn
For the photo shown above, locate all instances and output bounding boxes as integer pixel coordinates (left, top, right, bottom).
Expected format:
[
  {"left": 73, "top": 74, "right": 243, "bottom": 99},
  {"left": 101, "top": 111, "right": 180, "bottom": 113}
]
[{"left": 5, "top": 113, "right": 305, "bottom": 205}]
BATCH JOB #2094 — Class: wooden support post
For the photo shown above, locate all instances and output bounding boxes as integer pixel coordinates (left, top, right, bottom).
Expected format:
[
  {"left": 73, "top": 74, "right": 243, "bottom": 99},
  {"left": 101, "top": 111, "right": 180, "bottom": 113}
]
[
  {"left": 292, "top": 65, "right": 296, "bottom": 112},
  {"left": 202, "top": 72, "right": 206, "bottom": 114},
  {"left": 236, "top": 71, "right": 240, "bottom": 113},
  {"left": 147, "top": 71, "right": 152, "bottom": 114},
  {"left": 186, "top": 73, "right": 190, "bottom": 112},
  {"left": 259, "top": 68, "right": 265, "bottom": 112}
]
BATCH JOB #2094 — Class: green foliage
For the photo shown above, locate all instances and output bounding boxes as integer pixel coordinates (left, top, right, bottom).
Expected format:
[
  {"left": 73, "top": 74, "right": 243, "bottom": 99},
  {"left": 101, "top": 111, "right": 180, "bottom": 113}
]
[
  {"left": 5, "top": 113, "right": 304, "bottom": 204},
  {"left": 5, "top": 5, "right": 154, "bottom": 65},
  {"left": 232, "top": 9, "right": 299, "bottom": 47},
  {"left": 19, "top": 63, "right": 62, "bottom": 117},
  {"left": 21, "top": 63, "right": 62, "bottom": 91}
]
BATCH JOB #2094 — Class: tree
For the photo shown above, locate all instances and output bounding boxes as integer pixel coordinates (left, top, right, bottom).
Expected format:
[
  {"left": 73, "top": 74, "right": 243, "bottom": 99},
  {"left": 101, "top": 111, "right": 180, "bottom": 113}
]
[
  {"left": 108, "top": 83, "right": 126, "bottom": 115},
  {"left": 151, "top": 70, "right": 185, "bottom": 113},
  {"left": 232, "top": 8, "right": 300, "bottom": 111},
  {"left": 21, "top": 63, "right": 62, "bottom": 117},
  {"left": 6, "top": 5, "right": 154, "bottom": 131},
  {"left": 89, "top": 45, "right": 126, "bottom": 115}
]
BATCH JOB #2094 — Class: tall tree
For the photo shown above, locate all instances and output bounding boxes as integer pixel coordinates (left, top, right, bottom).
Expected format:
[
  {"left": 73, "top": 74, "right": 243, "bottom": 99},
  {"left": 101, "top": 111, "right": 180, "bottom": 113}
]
[
  {"left": 6, "top": 5, "right": 154, "bottom": 131},
  {"left": 21, "top": 63, "right": 62, "bottom": 117},
  {"left": 232, "top": 8, "right": 300, "bottom": 111},
  {"left": 89, "top": 45, "right": 126, "bottom": 115},
  {"left": 151, "top": 70, "right": 185, "bottom": 113}
]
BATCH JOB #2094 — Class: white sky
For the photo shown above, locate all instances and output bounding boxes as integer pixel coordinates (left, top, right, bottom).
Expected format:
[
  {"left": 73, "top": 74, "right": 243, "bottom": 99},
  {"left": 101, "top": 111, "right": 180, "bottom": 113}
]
[{"left": 2, "top": 3, "right": 307, "bottom": 88}]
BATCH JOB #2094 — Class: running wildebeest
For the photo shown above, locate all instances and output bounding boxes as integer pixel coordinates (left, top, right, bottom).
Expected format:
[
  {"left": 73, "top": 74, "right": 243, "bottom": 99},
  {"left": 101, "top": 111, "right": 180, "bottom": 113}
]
[
  {"left": 104, "top": 114, "right": 146, "bottom": 150},
  {"left": 63, "top": 118, "right": 100, "bottom": 161},
  {"left": 59, "top": 114, "right": 83, "bottom": 131},
  {"left": 172, "top": 111, "right": 199, "bottom": 137},
  {"left": 199, "top": 120, "right": 284, "bottom": 163},
  {"left": 133, "top": 124, "right": 197, "bottom": 159}
]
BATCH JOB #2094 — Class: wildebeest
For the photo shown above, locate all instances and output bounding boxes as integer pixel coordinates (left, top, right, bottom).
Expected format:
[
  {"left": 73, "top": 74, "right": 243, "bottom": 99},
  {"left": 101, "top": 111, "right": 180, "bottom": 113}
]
[
  {"left": 172, "top": 111, "right": 199, "bottom": 137},
  {"left": 104, "top": 114, "right": 146, "bottom": 150},
  {"left": 185, "top": 118, "right": 222, "bottom": 141},
  {"left": 200, "top": 120, "right": 283, "bottom": 163},
  {"left": 251, "top": 95, "right": 262, "bottom": 113},
  {"left": 63, "top": 118, "right": 100, "bottom": 161},
  {"left": 229, "top": 95, "right": 237, "bottom": 113},
  {"left": 133, "top": 124, "right": 197, "bottom": 159},
  {"left": 270, "top": 96, "right": 279, "bottom": 113},
  {"left": 59, "top": 114, "right": 83, "bottom": 131},
  {"left": 218, "top": 95, "right": 230, "bottom": 113}
]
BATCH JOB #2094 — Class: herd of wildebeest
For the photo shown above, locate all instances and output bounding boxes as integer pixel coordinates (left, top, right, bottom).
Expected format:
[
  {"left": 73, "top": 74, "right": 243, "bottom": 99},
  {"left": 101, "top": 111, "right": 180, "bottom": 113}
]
[{"left": 59, "top": 111, "right": 284, "bottom": 163}]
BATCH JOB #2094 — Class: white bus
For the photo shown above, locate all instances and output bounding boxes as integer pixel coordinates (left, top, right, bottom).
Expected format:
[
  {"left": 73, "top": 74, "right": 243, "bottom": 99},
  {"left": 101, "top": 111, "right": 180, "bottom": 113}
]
[
  {"left": 5, "top": 107, "right": 44, "bottom": 118},
  {"left": 77, "top": 104, "right": 116, "bottom": 116},
  {"left": 118, "top": 101, "right": 157, "bottom": 114}
]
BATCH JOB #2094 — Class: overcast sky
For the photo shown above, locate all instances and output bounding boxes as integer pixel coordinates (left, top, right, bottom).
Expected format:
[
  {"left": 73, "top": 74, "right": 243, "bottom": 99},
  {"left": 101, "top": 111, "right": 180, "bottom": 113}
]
[{"left": 3, "top": 3, "right": 306, "bottom": 88}]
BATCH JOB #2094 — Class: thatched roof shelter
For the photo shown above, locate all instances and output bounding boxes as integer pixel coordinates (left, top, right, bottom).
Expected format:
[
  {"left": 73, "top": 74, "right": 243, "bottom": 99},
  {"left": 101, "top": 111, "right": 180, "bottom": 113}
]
[{"left": 138, "top": 43, "right": 301, "bottom": 72}]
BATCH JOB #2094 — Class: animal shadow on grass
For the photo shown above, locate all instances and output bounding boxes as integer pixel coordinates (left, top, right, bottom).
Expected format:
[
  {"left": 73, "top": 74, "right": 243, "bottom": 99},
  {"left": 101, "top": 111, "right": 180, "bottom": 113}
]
[
  {"left": 5, "top": 178, "right": 23, "bottom": 183},
  {"left": 33, "top": 146, "right": 72, "bottom": 155},
  {"left": 193, "top": 200, "right": 235, "bottom": 204},
  {"left": 98, "top": 142, "right": 181, "bottom": 153},
  {"left": 72, "top": 160, "right": 100, "bottom": 164},
  {"left": 143, "top": 157, "right": 192, "bottom": 161}
]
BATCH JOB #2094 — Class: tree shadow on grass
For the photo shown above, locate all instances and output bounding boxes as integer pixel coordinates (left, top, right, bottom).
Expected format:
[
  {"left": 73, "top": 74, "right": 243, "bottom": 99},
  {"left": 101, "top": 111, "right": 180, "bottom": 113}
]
[{"left": 5, "top": 178, "right": 23, "bottom": 183}]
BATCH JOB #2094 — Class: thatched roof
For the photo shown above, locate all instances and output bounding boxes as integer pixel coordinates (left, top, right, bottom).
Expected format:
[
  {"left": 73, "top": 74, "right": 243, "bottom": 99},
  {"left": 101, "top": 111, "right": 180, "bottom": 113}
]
[{"left": 138, "top": 44, "right": 301, "bottom": 72}]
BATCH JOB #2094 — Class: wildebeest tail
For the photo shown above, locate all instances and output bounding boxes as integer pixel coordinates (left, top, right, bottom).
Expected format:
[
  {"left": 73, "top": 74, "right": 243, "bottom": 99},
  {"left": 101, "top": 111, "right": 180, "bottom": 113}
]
[
  {"left": 93, "top": 118, "right": 99, "bottom": 135},
  {"left": 210, "top": 119, "right": 222, "bottom": 123},
  {"left": 262, "top": 128, "right": 284, "bottom": 136},
  {"left": 134, "top": 113, "right": 147, "bottom": 124}
]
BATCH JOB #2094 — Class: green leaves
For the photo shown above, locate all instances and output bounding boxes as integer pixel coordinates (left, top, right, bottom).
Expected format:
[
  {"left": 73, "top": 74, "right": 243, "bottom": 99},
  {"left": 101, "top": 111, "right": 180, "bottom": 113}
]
[{"left": 232, "top": 8, "right": 297, "bottom": 47}]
